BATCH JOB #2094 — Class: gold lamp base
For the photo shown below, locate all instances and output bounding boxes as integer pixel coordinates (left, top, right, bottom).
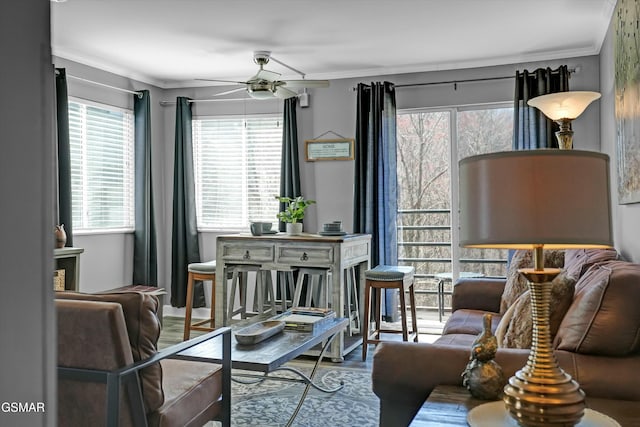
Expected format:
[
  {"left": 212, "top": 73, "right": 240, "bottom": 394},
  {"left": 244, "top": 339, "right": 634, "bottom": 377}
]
[{"left": 503, "top": 267, "right": 585, "bottom": 426}]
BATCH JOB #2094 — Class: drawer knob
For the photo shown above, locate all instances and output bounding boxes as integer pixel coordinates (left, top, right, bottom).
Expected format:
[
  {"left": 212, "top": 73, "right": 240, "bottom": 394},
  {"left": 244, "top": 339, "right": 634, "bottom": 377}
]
[
  {"left": 300, "top": 252, "right": 308, "bottom": 261},
  {"left": 243, "top": 250, "right": 251, "bottom": 260}
]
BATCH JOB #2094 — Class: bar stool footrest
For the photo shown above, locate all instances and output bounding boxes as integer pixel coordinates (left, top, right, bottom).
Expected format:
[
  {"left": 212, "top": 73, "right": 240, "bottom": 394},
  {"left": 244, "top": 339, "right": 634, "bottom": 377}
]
[{"left": 191, "top": 319, "right": 215, "bottom": 328}]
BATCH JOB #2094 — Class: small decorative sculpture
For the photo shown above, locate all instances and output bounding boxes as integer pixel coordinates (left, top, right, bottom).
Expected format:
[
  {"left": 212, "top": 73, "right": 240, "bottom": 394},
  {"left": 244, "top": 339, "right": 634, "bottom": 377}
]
[
  {"left": 55, "top": 224, "right": 67, "bottom": 249},
  {"left": 461, "top": 313, "right": 505, "bottom": 400}
]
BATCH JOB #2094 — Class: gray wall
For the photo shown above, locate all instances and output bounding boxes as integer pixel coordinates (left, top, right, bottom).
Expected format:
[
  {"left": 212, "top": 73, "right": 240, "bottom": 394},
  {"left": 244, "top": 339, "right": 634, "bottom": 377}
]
[
  {"left": 55, "top": 54, "right": 605, "bottom": 306},
  {"left": 599, "top": 15, "right": 640, "bottom": 263},
  {"left": 159, "top": 55, "right": 601, "bottom": 308},
  {"left": 52, "top": 57, "right": 167, "bottom": 293},
  {"left": 296, "top": 55, "right": 601, "bottom": 235},
  {"left": 0, "top": 1, "right": 55, "bottom": 425}
]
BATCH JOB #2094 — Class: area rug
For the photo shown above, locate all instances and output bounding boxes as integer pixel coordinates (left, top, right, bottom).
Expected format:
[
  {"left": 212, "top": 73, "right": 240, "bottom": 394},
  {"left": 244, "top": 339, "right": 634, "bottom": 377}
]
[{"left": 212, "top": 362, "right": 378, "bottom": 427}]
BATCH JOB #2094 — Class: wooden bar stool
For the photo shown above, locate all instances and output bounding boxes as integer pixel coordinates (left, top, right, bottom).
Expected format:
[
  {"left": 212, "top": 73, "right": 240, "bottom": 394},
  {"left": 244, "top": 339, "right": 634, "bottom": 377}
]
[
  {"left": 277, "top": 269, "right": 297, "bottom": 313},
  {"left": 292, "top": 267, "right": 330, "bottom": 308},
  {"left": 362, "top": 265, "right": 418, "bottom": 361},
  {"left": 344, "top": 266, "right": 360, "bottom": 335},
  {"left": 254, "top": 268, "right": 277, "bottom": 316},
  {"left": 227, "top": 265, "right": 276, "bottom": 322},
  {"left": 262, "top": 264, "right": 297, "bottom": 313},
  {"left": 183, "top": 260, "right": 217, "bottom": 341}
]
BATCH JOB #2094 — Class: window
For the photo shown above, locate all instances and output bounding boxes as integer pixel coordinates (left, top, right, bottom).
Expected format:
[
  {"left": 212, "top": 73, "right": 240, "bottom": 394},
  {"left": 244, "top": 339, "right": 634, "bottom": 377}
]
[
  {"left": 193, "top": 115, "right": 282, "bottom": 230},
  {"left": 396, "top": 105, "right": 512, "bottom": 316},
  {"left": 68, "top": 99, "right": 135, "bottom": 231}
]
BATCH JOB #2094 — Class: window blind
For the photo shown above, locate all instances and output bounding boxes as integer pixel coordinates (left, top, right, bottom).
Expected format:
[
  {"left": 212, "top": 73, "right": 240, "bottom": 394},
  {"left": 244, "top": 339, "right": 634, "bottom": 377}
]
[
  {"left": 193, "top": 116, "right": 282, "bottom": 230},
  {"left": 68, "top": 99, "right": 135, "bottom": 231}
]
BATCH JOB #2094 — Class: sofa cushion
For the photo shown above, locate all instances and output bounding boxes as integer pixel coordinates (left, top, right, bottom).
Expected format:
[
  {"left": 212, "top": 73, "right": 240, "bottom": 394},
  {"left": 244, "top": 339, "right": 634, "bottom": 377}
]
[
  {"left": 56, "top": 291, "right": 164, "bottom": 413},
  {"left": 442, "top": 309, "right": 502, "bottom": 336},
  {"left": 434, "top": 333, "right": 477, "bottom": 348},
  {"left": 554, "top": 261, "right": 640, "bottom": 356},
  {"left": 563, "top": 248, "right": 620, "bottom": 281},
  {"left": 500, "top": 249, "right": 565, "bottom": 313},
  {"left": 496, "top": 272, "right": 575, "bottom": 349}
]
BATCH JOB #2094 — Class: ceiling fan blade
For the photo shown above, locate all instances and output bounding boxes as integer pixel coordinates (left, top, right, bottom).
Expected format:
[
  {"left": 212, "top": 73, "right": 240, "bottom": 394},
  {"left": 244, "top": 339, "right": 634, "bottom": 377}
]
[
  {"left": 281, "top": 80, "right": 330, "bottom": 89},
  {"left": 274, "top": 86, "right": 298, "bottom": 99},
  {"left": 254, "top": 68, "right": 281, "bottom": 81},
  {"left": 197, "top": 78, "right": 248, "bottom": 85},
  {"left": 213, "top": 87, "right": 247, "bottom": 97}
]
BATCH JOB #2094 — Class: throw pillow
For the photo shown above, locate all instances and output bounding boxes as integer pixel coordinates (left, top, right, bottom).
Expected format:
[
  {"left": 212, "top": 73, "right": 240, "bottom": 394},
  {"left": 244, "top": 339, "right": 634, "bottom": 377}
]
[
  {"left": 494, "top": 298, "right": 516, "bottom": 346},
  {"left": 496, "top": 271, "right": 575, "bottom": 349},
  {"left": 555, "top": 260, "right": 640, "bottom": 356},
  {"left": 563, "top": 248, "right": 620, "bottom": 281},
  {"left": 500, "top": 249, "right": 565, "bottom": 313}
]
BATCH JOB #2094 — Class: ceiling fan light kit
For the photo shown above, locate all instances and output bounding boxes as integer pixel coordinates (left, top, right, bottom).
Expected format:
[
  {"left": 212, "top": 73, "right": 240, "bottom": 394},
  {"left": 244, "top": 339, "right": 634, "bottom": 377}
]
[{"left": 200, "top": 51, "right": 329, "bottom": 101}]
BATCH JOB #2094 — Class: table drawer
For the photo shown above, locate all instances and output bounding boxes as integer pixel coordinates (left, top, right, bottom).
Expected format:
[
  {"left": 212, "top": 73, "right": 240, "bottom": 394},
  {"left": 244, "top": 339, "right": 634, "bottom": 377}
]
[
  {"left": 221, "top": 244, "right": 274, "bottom": 263},
  {"left": 277, "top": 245, "right": 334, "bottom": 265}
]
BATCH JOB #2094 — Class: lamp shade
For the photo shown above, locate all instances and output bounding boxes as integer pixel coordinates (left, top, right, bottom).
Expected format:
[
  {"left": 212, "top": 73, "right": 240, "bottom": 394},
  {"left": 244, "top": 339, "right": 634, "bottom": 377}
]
[
  {"left": 459, "top": 150, "right": 612, "bottom": 249},
  {"left": 527, "top": 91, "right": 601, "bottom": 120}
]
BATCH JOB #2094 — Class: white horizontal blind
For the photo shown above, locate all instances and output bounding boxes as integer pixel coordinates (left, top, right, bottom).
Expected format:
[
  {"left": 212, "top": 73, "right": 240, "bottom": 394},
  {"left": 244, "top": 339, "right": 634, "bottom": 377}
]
[
  {"left": 68, "top": 99, "right": 135, "bottom": 231},
  {"left": 193, "top": 116, "right": 282, "bottom": 230}
]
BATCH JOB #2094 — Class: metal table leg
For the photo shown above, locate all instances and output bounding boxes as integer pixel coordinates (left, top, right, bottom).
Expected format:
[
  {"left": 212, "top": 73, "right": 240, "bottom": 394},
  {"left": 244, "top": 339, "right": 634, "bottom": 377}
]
[
  {"left": 438, "top": 278, "right": 444, "bottom": 322},
  {"left": 284, "top": 330, "right": 342, "bottom": 427},
  {"left": 223, "top": 328, "right": 344, "bottom": 427}
]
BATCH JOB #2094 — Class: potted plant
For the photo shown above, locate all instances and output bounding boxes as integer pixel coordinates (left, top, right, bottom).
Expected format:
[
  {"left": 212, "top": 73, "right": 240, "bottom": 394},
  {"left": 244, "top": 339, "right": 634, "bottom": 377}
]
[{"left": 275, "top": 196, "right": 316, "bottom": 235}]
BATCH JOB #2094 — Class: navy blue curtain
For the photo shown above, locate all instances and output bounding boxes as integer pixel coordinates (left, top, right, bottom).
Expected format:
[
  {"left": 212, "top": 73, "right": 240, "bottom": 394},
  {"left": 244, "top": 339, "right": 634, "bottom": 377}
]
[
  {"left": 513, "top": 65, "right": 570, "bottom": 150},
  {"left": 278, "top": 97, "right": 301, "bottom": 232},
  {"left": 354, "top": 81, "right": 398, "bottom": 321},
  {"left": 55, "top": 68, "right": 73, "bottom": 246},
  {"left": 132, "top": 90, "right": 157, "bottom": 285},
  {"left": 171, "top": 97, "right": 204, "bottom": 307}
]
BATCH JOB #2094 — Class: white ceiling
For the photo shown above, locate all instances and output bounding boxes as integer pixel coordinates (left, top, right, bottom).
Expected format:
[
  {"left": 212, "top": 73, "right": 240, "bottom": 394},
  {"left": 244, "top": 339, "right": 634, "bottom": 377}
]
[{"left": 50, "top": 0, "right": 617, "bottom": 89}]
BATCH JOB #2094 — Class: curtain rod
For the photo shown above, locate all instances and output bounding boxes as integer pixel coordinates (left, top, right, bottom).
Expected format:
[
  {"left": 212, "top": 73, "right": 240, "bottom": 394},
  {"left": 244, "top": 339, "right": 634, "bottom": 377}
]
[
  {"left": 61, "top": 72, "right": 144, "bottom": 97},
  {"left": 396, "top": 75, "right": 514, "bottom": 89},
  {"left": 159, "top": 97, "right": 277, "bottom": 106},
  {"left": 354, "top": 67, "right": 578, "bottom": 90}
]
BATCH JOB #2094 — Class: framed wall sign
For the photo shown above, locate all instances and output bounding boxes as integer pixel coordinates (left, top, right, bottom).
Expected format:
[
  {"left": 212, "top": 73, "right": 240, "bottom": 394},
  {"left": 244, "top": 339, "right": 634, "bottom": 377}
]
[{"left": 305, "top": 138, "right": 355, "bottom": 161}]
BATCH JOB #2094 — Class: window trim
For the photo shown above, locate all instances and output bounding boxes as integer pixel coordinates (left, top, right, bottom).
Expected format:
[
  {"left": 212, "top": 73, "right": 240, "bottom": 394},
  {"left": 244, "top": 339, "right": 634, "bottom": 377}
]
[
  {"left": 192, "top": 113, "right": 282, "bottom": 233},
  {"left": 68, "top": 96, "right": 135, "bottom": 233},
  {"left": 396, "top": 102, "right": 512, "bottom": 278}
]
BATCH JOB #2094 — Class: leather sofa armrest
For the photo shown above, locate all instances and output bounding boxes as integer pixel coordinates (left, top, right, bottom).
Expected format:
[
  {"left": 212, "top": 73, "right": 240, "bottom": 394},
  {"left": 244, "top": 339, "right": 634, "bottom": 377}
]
[
  {"left": 570, "top": 353, "right": 640, "bottom": 401},
  {"left": 372, "top": 341, "right": 530, "bottom": 427},
  {"left": 372, "top": 341, "right": 640, "bottom": 427},
  {"left": 451, "top": 278, "right": 505, "bottom": 313}
]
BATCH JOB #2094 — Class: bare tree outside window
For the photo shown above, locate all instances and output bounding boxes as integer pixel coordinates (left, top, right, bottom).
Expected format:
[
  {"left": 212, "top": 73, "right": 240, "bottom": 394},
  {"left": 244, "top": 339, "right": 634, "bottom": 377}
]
[{"left": 396, "top": 106, "right": 512, "bottom": 323}]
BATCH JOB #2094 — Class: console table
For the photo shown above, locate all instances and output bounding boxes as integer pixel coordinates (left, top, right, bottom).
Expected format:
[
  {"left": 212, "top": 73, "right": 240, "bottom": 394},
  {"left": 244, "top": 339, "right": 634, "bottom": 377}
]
[
  {"left": 53, "top": 247, "right": 84, "bottom": 291},
  {"left": 214, "top": 233, "right": 371, "bottom": 361}
]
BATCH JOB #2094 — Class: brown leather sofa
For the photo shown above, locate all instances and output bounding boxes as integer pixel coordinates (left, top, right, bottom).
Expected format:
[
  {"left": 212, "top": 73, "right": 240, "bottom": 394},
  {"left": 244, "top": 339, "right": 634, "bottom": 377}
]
[
  {"left": 372, "top": 249, "right": 640, "bottom": 427},
  {"left": 56, "top": 291, "right": 231, "bottom": 427}
]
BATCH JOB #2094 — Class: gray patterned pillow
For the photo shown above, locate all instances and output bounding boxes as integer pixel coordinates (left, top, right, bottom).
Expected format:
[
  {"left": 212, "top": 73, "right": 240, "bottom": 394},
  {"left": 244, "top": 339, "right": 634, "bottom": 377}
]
[
  {"left": 496, "top": 271, "right": 575, "bottom": 349},
  {"left": 500, "top": 249, "right": 565, "bottom": 313}
]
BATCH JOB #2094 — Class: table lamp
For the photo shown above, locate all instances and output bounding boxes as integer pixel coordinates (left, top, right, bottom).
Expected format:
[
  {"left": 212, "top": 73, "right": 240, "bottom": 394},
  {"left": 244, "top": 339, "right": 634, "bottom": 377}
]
[
  {"left": 527, "top": 91, "right": 601, "bottom": 149},
  {"left": 459, "top": 150, "right": 613, "bottom": 426}
]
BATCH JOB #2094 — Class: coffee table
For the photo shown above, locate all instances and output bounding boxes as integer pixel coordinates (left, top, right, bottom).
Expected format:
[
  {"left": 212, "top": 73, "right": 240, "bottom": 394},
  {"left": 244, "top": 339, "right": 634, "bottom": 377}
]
[
  {"left": 409, "top": 385, "right": 637, "bottom": 426},
  {"left": 176, "top": 315, "right": 348, "bottom": 427}
]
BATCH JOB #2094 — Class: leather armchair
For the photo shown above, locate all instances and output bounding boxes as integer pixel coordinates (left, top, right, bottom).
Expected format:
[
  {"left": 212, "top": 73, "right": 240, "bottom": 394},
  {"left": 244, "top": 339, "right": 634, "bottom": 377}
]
[{"left": 56, "top": 291, "right": 231, "bottom": 427}]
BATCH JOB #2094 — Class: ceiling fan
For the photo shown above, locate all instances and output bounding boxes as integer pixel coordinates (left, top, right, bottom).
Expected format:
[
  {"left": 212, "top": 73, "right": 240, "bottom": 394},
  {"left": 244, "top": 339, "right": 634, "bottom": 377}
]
[{"left": 198, "top": 51, "right": 329, "bottom": 100}]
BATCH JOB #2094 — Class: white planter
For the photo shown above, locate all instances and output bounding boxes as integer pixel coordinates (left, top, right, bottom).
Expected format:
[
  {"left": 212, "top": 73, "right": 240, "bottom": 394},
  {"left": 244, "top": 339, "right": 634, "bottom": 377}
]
[{"left": 286, "top": 222, "right": 303, "bottom": 235}]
